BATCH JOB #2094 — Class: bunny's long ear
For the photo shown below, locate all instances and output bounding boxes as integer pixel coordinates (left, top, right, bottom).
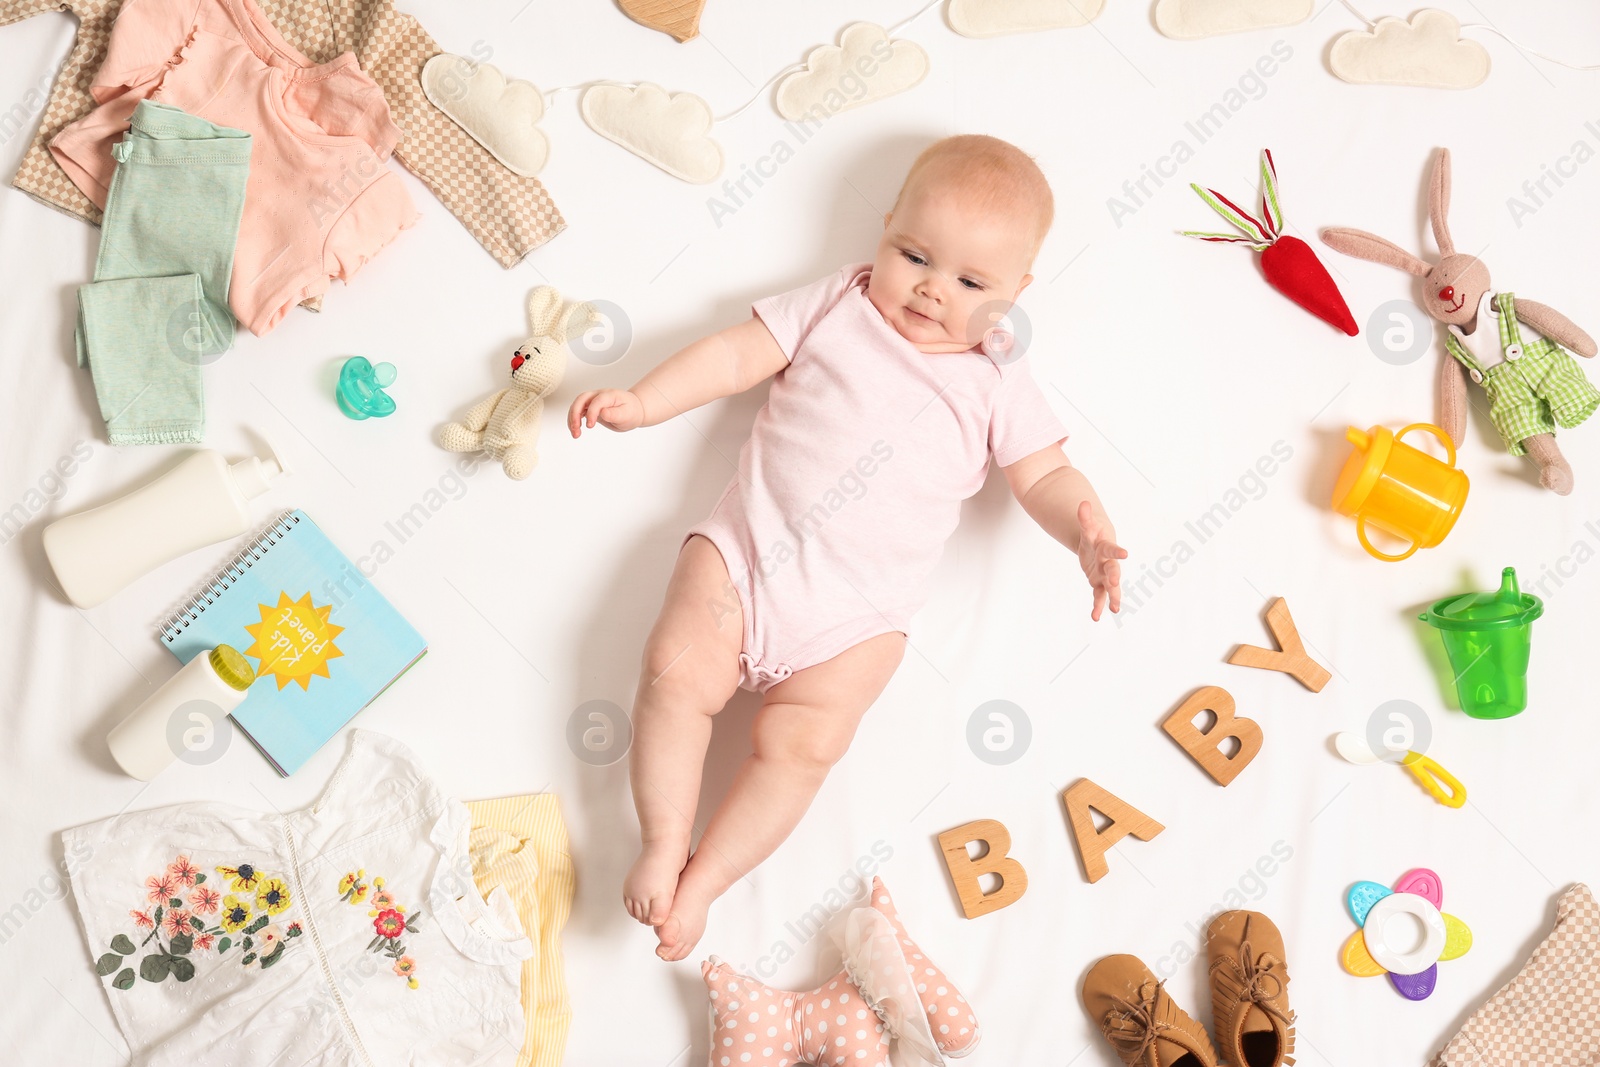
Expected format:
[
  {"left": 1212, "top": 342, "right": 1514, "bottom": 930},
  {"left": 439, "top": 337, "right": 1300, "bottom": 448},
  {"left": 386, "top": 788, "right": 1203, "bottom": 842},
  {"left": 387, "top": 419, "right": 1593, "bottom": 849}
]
[
  {"left": 1429, "top": 148, "right": 1455, "bottom": 257},
  {"left": 562, "top": 301, "right": 602, "bottom": 343},
  {"left": 1321, "top": 227, "right": 1432, "bottom": 277},
  {"left": 527, "top": 286, "right": 564, "bottom": 335}
]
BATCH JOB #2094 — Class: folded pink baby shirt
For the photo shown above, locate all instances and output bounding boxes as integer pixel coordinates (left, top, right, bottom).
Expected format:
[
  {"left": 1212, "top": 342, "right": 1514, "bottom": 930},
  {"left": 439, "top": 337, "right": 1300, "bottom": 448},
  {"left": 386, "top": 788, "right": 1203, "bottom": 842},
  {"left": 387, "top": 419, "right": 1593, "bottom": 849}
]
[{"left": 51, "top": 0, "right": 418, "bottom": 335}]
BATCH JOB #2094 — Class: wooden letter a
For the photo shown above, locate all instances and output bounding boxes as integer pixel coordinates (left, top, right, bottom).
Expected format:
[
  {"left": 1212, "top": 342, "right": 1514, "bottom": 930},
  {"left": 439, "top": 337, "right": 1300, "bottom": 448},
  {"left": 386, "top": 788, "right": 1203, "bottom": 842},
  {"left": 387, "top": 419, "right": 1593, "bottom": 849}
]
[{"left": 1061, "top": 780, "right": 1165, "bottom": 884}]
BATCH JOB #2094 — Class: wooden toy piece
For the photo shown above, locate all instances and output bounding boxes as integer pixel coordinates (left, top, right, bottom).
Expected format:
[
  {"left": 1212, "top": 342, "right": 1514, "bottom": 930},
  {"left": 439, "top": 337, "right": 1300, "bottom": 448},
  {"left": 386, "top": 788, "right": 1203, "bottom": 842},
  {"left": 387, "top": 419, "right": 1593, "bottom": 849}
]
[
  {"left": 936, "top": 819, "right": 1029, "bottom": 919},
  {"left": 618, "top": 0, "right": 705, "bottom": 41},
  {"left": 1161, "top": 686, "right": 1262, "bottom": 786},
  {"left": 1060, "top": 780, "right": 1165, "bottom": 884},
  {"left": 1227, "top": 597, "right": 1331, "bottom": 692}
]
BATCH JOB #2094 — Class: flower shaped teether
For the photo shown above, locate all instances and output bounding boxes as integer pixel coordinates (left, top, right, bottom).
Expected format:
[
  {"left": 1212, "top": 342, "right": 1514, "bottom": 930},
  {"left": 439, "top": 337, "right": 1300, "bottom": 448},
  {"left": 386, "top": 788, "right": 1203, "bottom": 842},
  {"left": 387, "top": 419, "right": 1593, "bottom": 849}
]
[{"left": 1341, "top": 867, "right": 1471, "bottom": 1000}]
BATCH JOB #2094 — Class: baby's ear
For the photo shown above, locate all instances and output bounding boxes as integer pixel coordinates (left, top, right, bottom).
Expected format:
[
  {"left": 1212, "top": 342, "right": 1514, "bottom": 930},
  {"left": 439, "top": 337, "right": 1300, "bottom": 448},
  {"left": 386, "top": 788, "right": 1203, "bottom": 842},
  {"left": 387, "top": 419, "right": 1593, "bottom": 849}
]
[{"left": 1014, "top": 273, "right": 1034, "bottom": 299}]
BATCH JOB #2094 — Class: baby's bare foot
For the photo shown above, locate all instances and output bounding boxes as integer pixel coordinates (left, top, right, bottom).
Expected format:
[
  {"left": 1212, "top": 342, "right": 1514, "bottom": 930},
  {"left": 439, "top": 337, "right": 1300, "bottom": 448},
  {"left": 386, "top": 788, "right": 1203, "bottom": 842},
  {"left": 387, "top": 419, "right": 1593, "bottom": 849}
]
[
  {"left": 655, "top": 876, "right": 717, "bottom": 962},
  {"left": 623, "top": 839, "right": 687, "bottom": 926}
]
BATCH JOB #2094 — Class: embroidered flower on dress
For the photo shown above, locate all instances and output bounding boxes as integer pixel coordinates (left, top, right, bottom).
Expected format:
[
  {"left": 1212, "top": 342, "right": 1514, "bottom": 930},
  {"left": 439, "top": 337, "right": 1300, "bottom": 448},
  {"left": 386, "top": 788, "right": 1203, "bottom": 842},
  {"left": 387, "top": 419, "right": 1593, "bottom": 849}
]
[
  {"left": 255, "top": 878, "right": 292, "bottom": 915},
  {"left": 340, "top": 871, "right": 423, "bottom": 989},
  {"left": 162, "top": 908, "right": 194, "bottom": 938},
  {"left": 220, "top": 896, "right": 253, "bottom": 933},
  {"left": 373, "top": 909, "right": 406, "bottom": 939},
  {"left": 188, "top": 886, "right": 221, "bottom": 914},
  {"left": 145, "top": 873, "right": 176, "bottom": 904},
  {"left": 99, "top": 856, "right": 301, "bottom": 992},
  {"left": 166, "top": 856, "right": 200, "bottom": 888},
  {"left": 338, "top": 870, "right": 370, "bottom": 905},
  {"left": 217, "top": 863, "right": 262, "bottom": 892},
  {"left": 393, "top": 955, "right": 419, "bottom": 988}
]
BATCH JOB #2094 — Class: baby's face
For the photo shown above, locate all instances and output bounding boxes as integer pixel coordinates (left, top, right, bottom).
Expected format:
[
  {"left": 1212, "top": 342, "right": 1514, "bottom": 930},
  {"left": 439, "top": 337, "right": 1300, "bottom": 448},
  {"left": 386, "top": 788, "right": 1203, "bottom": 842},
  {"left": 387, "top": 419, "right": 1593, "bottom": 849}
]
[{"left": 867, "top": 185, "right": 1036, "bottom": 355}]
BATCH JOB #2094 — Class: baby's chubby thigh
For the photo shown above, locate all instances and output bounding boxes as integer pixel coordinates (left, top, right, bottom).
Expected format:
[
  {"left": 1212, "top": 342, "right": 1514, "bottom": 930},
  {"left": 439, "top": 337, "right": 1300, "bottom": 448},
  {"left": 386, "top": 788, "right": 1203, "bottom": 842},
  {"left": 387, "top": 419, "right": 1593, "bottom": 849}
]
[
  {"left": 636, "top": 534, "right": 747, "bottom": 712},
  {"left": 754, "top": 632, "right": 907, "bottom": 772}
]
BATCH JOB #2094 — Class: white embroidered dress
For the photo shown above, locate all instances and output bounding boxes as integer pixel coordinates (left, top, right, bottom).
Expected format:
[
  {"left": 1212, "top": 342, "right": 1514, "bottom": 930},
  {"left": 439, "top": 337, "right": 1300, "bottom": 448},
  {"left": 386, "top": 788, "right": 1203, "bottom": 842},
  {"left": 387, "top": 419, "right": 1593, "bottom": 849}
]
[{"left": 64, "top": 730, "right": 531, "bottom": 1066}]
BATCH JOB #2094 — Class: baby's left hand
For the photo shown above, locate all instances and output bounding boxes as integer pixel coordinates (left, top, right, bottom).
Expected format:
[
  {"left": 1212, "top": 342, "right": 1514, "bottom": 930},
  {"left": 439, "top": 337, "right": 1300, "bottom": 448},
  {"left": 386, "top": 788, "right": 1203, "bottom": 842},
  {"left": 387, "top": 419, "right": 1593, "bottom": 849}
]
[{"left": 1076, "top": 501, "right": 1127, "bottom": 621}]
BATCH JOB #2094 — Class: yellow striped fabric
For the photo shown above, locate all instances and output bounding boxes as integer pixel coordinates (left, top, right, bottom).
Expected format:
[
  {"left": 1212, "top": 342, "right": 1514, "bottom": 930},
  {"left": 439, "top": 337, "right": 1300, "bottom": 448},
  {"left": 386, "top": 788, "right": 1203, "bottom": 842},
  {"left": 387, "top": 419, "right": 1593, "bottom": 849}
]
[{"left": 466, "top": 794, "right": 575, "bottom": 1067}]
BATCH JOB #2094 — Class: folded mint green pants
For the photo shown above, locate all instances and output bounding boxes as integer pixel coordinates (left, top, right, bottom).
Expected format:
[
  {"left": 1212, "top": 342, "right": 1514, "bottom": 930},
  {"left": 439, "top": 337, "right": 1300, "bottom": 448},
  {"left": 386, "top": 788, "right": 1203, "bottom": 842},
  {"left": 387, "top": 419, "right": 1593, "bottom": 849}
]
[{"left": 77, "top": 100, "right": 251, "bottom": 445}]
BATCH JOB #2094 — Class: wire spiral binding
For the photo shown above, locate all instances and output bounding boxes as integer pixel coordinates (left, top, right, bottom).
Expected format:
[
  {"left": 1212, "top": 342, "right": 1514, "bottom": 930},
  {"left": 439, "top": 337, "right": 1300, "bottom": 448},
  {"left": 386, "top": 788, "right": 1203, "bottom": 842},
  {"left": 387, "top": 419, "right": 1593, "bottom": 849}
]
[{"left": 157, "top": 510, "right": 300, "bottom": 644}]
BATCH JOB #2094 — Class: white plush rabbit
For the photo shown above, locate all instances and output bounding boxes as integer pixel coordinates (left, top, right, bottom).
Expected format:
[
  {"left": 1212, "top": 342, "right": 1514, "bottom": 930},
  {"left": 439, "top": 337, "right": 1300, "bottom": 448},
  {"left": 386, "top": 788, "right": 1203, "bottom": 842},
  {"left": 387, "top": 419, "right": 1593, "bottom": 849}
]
[{"left": 439, "top": 286, "right": 600, "bottom": 480}]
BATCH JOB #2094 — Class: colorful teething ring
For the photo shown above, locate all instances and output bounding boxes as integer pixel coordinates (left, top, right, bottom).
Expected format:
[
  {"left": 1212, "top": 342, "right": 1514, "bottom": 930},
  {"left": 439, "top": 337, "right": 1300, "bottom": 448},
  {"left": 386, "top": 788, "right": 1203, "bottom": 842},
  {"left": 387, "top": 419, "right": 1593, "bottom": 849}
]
[{"left": 1340, "top": 867, "right": 1471, "bottom": 1001}]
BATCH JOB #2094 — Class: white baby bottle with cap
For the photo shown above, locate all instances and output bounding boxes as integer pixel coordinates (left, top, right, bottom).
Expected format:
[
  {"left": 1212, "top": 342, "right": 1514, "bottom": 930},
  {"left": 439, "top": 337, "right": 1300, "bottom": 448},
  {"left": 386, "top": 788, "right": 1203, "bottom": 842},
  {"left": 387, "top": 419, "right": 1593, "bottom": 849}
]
[
  {"left": 107, "top": 644, "right": 256, "bottom": 780},
  {"left": 42, "top": 442, "right": 290, "bottom": 608}
]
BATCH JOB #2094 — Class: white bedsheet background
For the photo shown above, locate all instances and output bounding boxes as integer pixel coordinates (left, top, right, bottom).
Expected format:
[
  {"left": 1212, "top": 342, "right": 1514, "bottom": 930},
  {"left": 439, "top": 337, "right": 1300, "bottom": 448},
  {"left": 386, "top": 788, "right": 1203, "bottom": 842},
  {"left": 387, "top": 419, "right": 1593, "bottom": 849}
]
[{"left": 3, "top": 1, "right": 1598, "bottom": 1063}]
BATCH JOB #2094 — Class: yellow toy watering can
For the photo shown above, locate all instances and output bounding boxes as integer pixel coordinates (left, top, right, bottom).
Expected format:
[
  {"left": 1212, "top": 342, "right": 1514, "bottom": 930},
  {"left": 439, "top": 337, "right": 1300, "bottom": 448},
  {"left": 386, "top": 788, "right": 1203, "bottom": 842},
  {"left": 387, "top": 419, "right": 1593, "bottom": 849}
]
[{"left": 1332, "top": 424, "right": 1469, "bottom": 562}]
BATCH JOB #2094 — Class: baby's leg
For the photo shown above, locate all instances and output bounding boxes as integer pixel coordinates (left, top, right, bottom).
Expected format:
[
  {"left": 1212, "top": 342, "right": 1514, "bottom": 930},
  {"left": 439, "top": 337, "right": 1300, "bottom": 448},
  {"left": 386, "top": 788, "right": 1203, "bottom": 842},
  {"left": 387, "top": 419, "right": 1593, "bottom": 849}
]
[
  {"left": 624, "top": 535, "right": 744, "bottom": 926},
  {"left": 654, "top": 631, "right": 905, "bottom": 961}
]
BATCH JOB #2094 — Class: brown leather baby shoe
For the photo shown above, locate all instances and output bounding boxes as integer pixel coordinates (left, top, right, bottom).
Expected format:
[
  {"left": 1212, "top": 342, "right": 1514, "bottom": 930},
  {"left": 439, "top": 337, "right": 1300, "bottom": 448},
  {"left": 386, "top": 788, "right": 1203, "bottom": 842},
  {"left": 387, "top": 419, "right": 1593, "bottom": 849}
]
[
  {"left": 1083, "top": 954, "right": 1219, "bottom": 1067},
  {"left": 1207, "top": 911, "right": 1296, "bottom": 1067}
]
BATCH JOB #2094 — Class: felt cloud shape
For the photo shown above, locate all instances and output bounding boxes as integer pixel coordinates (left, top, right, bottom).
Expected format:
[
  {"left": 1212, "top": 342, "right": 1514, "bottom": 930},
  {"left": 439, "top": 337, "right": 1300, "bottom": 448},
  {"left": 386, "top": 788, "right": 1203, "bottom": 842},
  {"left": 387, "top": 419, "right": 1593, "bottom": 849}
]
[
  {"left": 1154, "top": 0, "right": 1311, "bottom": 39},
  {"left": 421, "top": 55, "right": 548, "bottom": 178},
  {"left": 947, "top": 0, "right": 1106, "bottom": 38},
  {"left": 702, "top": 878, "right": 978, "bottom": 1067},
  {"left": 579, "top": 82, "right": 724, "bottom": 184},
  {"left": 774, "top": 22, "right": 929, "bottom": 122},
  {"left": 1330, "top": 9, "right": 1491, "bottom": 89}
]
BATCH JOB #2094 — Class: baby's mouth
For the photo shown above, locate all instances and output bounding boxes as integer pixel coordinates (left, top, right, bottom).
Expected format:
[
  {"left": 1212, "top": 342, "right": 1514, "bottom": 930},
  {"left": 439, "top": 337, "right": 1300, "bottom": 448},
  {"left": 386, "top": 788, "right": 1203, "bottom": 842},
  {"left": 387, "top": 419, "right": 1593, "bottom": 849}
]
[{"left": 905, "top": 306, "right": 937, "bottom": 325}]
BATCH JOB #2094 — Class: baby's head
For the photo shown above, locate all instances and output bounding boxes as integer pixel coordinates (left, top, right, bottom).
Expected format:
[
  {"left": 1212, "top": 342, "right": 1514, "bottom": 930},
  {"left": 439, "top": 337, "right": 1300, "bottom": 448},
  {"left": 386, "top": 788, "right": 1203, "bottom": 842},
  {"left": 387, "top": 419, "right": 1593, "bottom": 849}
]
[{"left": 869, "top": 134, "right": 1053, "bottom": 354}]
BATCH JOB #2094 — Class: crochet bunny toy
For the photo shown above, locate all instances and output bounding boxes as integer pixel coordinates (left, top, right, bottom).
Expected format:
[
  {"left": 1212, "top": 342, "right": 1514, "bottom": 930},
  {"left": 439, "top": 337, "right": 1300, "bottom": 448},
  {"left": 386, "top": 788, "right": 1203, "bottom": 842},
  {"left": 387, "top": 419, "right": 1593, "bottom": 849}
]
[
  {"left": 1322, "top": 148, "right": 1600, "bottom": 495},
  {"left": 439, "top": 286, "right": 600, "bottom": 479}
]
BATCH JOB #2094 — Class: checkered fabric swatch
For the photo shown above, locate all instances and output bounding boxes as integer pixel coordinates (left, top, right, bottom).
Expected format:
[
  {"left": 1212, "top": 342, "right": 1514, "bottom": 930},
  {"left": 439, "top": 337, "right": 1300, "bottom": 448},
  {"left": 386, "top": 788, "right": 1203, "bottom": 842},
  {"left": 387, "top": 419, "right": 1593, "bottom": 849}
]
[
  {"left": 2, "top": 0, "right": 122, "bottom": 226},
  {"left": 255, "top": 0, "right": 565, "bottom": 267},
  {"left": 4, "top": 0, "right": 565, "bottom": 267},
  {"left": 1431, "top": 883, "right": 1600, "bottom": 1067}
]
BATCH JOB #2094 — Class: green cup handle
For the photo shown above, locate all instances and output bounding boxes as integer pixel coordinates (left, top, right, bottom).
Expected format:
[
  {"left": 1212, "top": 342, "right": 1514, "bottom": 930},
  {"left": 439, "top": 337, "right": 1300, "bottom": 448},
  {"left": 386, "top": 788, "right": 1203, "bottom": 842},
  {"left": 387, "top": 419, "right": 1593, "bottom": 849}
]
[
  {"left": 1356, "top": 515, "right": 1419, "bottom": 562},
  {"left": 1398, "top": 422, "right": 1457, "bottom": 467}
]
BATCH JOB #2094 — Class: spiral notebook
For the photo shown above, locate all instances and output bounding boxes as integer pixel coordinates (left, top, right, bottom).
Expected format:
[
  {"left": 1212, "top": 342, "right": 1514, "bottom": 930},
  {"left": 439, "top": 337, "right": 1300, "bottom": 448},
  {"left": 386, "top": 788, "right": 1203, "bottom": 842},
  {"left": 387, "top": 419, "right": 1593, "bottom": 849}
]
[{"left": 160, "top": 509, "right": 427, "bottom": 776}]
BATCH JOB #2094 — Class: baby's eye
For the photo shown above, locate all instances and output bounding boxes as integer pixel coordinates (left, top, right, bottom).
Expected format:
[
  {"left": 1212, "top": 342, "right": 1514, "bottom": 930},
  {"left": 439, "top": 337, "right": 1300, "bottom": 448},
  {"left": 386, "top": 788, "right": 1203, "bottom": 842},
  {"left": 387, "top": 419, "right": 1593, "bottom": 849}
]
[
  {"left": 960, "top": 278, "right": 983, "bottom": 290},
  {"left": 901, "top": 250, "right": 926, "bottom": 266}
]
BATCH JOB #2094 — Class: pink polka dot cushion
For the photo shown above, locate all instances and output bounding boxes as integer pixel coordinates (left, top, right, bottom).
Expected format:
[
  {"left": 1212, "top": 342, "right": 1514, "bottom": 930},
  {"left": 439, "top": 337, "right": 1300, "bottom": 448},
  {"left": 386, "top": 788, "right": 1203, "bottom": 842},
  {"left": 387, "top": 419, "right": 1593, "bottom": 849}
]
[{"left": 700, "top": 878, "right": 979, "bottom": 1067}]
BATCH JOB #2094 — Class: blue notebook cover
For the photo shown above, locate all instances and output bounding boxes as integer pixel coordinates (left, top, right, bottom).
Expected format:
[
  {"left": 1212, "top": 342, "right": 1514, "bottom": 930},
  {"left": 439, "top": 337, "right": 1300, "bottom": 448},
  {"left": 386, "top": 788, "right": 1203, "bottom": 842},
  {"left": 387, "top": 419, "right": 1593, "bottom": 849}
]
[{"left": 161, "top": 509, "right": 427, "bottom": 776}]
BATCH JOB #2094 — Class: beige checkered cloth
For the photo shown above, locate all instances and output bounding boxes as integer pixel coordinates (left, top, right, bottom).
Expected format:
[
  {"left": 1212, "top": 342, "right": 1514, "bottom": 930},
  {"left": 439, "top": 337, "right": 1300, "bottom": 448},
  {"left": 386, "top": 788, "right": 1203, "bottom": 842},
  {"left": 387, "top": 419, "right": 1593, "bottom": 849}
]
[
  {"left": 3, "top": 0, "right": 565, "bottom": 267},
  {"left": 1431, "top": 884, "right": 1600, "bottom": 1067},
  {"left": 2, "top": 0, "right": 119, "bottom": 225}
]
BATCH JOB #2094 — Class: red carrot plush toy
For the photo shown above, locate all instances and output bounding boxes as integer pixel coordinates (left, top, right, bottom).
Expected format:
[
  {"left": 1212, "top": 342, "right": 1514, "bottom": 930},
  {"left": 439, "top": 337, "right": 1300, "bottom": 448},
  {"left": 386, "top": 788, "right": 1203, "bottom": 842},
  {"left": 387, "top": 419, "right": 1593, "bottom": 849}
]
[{"left": 1183, "top": 149, "right": 1358, "bottom": 336}]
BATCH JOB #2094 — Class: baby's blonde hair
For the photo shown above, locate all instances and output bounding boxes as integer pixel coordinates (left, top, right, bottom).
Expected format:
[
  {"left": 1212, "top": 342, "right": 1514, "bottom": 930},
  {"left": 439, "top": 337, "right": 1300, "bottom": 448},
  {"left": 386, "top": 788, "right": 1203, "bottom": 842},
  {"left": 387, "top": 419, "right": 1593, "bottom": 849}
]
[{"left": 893, "top": 134, "right": 1054, "bottom": 260}]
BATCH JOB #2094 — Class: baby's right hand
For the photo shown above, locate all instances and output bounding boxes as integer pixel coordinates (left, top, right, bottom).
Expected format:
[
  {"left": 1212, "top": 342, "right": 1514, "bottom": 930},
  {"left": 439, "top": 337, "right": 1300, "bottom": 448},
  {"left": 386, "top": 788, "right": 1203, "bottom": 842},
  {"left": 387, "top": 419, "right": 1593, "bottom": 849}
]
[{"left": 569, "top": 389, "right": 644, "bottom": 436}]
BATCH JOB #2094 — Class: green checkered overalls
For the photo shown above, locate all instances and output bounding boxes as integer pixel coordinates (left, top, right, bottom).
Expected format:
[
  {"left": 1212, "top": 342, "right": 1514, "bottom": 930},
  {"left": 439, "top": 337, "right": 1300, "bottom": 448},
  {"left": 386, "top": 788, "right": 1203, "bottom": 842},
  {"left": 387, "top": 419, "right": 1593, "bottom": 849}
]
[{"left": 1442, "top": 292, "right": 1600, "bottom": 456}]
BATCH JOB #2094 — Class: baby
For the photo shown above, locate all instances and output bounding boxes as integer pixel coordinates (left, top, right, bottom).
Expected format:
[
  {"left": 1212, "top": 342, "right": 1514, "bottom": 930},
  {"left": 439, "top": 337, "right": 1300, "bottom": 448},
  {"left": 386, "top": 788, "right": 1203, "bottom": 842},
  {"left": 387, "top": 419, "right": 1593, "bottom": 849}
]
[{"left": 568, "top": 135, "right": 1125, "bottom": 961}]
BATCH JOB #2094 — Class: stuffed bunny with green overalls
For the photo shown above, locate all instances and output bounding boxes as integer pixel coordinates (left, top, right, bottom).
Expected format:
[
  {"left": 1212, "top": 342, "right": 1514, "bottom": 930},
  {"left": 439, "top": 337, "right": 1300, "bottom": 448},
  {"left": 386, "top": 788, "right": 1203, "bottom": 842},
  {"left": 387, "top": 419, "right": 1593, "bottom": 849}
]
[{"left": 1322, "top": 148, "right": 1600, "bottom": 495}]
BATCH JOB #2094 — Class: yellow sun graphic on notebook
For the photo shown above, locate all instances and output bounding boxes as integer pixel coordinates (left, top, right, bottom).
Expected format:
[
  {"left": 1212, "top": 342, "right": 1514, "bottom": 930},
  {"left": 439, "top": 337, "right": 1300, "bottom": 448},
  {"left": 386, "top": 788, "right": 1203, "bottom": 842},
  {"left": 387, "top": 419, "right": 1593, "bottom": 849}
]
[{"left": 243, "top": 592, "right": 345, "bottom": 690}]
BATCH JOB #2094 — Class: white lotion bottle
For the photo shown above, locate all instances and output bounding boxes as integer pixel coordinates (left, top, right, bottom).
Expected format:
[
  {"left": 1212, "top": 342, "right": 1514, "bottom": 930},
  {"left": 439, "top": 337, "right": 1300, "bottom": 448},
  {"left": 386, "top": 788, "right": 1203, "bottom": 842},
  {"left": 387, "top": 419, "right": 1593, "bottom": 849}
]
[
  {"left": 43, "top": 443, "right": 290, "bottom": 608},
  {"left": 107, "top": 645, "right": 256, "bottom": 780}
]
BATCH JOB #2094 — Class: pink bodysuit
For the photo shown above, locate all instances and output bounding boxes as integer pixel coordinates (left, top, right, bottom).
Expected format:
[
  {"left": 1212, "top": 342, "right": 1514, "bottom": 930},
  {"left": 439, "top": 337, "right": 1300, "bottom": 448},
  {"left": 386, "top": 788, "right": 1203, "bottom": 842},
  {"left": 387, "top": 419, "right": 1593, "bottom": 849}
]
[
  {"left": 686, "top": 263, "right": 1070, "bottom": 692},
  {"left": 50, "top": 0, "right": 417, "bottom": 335}
]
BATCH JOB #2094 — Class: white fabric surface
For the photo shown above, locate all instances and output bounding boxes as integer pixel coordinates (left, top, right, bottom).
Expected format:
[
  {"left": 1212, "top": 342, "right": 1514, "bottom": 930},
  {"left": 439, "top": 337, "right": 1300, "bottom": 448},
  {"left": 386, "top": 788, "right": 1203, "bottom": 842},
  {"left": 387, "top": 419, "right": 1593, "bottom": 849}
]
[{"left": 2, "top": 2, "right": 1598, "bottom": 1065}]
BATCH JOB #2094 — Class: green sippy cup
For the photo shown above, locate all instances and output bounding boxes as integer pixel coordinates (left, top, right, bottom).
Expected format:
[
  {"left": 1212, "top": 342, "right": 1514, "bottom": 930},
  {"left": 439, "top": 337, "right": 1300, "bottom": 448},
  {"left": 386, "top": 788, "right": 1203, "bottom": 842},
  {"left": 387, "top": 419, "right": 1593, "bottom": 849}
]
[{"left": 1420, "top": 567, "right": 1543, "bottom": 720}]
